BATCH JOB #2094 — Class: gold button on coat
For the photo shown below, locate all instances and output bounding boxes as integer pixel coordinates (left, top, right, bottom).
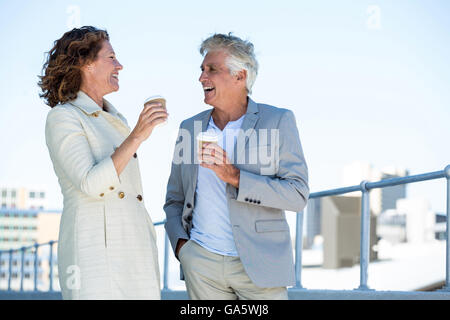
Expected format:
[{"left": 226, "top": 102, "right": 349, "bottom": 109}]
[
  {"left": 137, "top": 195, "right": 143, "bottom": 201},
  {"left": 109, "top": 186, "right": 114, "bottom": 190},
  {"left": 118, "top": 192, "right": 125, "bottom": 199},
  {"left": 100, "top": 193, "right": 104, "bottom": 197}
]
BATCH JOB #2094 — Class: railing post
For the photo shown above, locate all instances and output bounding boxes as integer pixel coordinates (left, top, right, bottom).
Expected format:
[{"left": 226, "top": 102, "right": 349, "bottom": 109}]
[
  {"left": 33, "top": 243, "right": 39, "bottom": 291},
  {"left": 163, "top": 232, "right": 170, "bottom": 290},
  {"left": 295, "top": 210, "right": 305, "bottom": 289},
  {"left": 49, "top": 241, "right": 55, "bottom": 292},
  {"left": 442, "top": 165, "right": 450, "bottom": 291},
  {"left": 20, "top": 247, "right": 25, "bottom": 291},
  {"left": 357, "top": 180, "right": 372, "bottom": 290},
  {"left": 7, "top": 249, "right": 13, "bottom": 291},
  {"left": 0, "top": 250, "right": 2, "bottom": 287}
]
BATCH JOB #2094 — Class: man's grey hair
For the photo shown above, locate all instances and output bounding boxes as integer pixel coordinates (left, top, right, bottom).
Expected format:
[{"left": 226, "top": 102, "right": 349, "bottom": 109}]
[{"left": 200, "top": 33, "right": 259, "bottom": 95}]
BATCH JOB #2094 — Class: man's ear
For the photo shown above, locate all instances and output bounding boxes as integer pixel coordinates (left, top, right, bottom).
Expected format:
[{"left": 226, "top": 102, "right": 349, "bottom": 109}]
[{"left": 236, "top": 69, "right": 247, "bottom": 82}]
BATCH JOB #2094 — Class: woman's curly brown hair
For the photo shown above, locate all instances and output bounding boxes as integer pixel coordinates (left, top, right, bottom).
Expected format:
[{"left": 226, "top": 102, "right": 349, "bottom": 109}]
[{"left": 38, "top": 26, "right": 109, "bottom": 107}]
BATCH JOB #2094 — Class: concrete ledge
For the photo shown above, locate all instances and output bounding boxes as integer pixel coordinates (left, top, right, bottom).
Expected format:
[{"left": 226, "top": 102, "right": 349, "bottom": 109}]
[
  {"left": 0, "top": 291, "right": 62, "bottom": 300},
  {"left": 2, "top": 288, "right": 450, "bottom": 300},
  {"left": 287, "top": 288, "right": 450, "bottom": 300}
]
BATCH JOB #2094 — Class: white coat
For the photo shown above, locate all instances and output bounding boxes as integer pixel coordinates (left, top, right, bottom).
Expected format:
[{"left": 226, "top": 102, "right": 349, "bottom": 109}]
[{"left": 45, "top": 91, "right": 160, "bottom": 299}]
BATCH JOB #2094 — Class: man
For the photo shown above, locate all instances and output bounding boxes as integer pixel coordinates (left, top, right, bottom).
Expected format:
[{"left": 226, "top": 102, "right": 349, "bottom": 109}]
[{"left": 164, "top": 33, "right": 309, "bottom": 300}]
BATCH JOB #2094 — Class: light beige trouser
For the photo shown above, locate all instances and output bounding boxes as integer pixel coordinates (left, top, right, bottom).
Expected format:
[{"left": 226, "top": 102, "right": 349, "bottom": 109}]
[{"left": 178, "top": 240, "right": 288, "bottom": 300}]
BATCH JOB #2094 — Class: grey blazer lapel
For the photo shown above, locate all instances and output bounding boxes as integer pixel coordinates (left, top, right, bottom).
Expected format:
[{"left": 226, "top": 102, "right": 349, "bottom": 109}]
[{"left": 234, "top": 98, "right": 259, "bottom": 164}]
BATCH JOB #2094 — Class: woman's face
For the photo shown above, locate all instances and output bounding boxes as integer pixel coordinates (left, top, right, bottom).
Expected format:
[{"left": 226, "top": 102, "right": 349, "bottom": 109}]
[{"left": 83, "top": 40, "right": 123, "bottom": 95}]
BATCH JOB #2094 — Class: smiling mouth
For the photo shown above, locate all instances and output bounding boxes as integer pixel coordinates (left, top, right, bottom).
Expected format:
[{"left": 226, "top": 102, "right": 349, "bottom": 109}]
[
  {"left": 203, "top": 86, "right": 214, "bottom": 93},
  {"left": 112, "top": 74, "right": 119, "bottom": 80}
]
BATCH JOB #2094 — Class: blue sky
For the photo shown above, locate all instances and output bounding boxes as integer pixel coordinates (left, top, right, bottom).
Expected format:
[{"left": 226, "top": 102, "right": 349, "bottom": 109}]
[{"left": 0, "top": 0, "right": 449, "bottom": 220}]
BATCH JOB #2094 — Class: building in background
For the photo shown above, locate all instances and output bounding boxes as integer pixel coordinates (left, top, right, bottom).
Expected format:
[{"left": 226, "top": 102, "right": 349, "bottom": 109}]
[
  {"left": 0, "top": 185, "right": 47, "bottom": 210},
  {"left": 305, "top": 162, "right": 442, "bottom": 259},
  {"left": 340, "top": 162, "right": 408, "bottom": 215},
  {"left": 397, "top": 198, "right": 435, "bottom": 244},
  {"left": 321, "top": 195, "right": 377, "bottom": 269},
  {"left": 0, "top": 185, "right": 60, "bottom": 291},
  {"left": 305, "top": 162, "right": 409, "bottom": 251}
]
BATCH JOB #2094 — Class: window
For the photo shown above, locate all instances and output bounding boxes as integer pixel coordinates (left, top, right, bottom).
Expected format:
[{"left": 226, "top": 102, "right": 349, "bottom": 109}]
[
  {"left": 40, "top": 192, "right": 45, "bottom": 198},
  {"left": 11, "top": 191, "right": 16, "bottom": 198},
  {"left": 1, "top": 190, "right": 6, "bottom": 198},
  {"left": 29, "top": 192, "right": 35, "bottom": 199}
]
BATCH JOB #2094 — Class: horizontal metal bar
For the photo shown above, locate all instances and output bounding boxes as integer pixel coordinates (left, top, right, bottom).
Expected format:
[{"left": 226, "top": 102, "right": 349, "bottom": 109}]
[
  {"left": 310, "top": 185, "right": 362, "bottom": 199},
  {"left": 153, "top": 220, "right": 166, "bottom": 226},
  {"left": 309, "top": 168, "right": 447, "bottom": 199},
  {"left": 366, "top": 170, "right": 446, "bottom": 190}
]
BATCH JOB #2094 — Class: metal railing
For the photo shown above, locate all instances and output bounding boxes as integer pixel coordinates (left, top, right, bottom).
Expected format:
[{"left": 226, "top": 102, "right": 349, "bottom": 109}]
[
  {"left": 0, "top": 241, "right": 56, "bottom": 292},
  {"left": 1, "top": 165, "right": 449, "bottom": 295},
  {"left": 294, "top": 164, "right": 450, "bottom": 291}
]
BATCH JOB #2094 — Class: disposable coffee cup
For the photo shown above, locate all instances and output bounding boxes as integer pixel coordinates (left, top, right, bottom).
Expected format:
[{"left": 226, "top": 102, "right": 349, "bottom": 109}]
[
  {"left": 143, "top": 95, "right": 167, "bottom": 127},
  {"left": 196, "top": 132, "right": 219, "bottom": 163}
]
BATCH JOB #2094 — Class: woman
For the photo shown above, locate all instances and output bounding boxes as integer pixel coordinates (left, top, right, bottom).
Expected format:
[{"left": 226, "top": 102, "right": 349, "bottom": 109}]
[{"left": 38, "top": 26, "right": 167, "bottom": 299}]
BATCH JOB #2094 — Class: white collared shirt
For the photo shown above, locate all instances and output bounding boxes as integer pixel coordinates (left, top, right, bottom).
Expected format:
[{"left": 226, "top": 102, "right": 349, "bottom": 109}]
[{"left": 190, "top": 113, "right": 245, "bottom": 256}]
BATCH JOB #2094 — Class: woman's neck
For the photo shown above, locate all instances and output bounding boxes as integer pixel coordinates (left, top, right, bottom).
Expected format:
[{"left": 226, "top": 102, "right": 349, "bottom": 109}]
[{"left": 79, "top": 84, "right": 104, "bottom": 109}]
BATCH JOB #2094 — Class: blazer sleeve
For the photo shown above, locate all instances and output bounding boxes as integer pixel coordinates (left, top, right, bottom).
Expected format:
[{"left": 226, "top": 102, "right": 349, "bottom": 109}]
[
  {"left": 45, "top": 107, "right": 121, "bottom": 199},
  {"left": 163, "top": 123, "right": 189, "bottom": 252},
  {"left": 236, "top": 109, "right": 309, "bottom": 212}
]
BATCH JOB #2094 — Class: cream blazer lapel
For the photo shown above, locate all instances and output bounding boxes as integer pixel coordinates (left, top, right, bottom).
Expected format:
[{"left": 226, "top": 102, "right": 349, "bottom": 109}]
[
  {"left": 69, "top": 91, "right": 131, "bottom": 138},
  {"left": 102, "top": 99, "right": 131, "bottom": 138}
]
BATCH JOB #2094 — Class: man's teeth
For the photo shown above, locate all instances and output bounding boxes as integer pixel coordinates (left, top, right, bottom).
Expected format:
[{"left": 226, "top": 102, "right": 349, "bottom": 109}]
[
  {"left": 204, "top": 87, "right": 214, "bottom": 91},
  {"left": 112, "top": 74, "right": 119, "bottom": 79}
]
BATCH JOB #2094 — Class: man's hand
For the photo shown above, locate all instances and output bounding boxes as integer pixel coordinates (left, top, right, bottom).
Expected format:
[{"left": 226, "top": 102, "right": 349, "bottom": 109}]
[
  {"left": 199, "top": 143, "right": 240, "bottom": 188},
  {"left": 175, "top": 238, "right": 188, "bottom": 259}
]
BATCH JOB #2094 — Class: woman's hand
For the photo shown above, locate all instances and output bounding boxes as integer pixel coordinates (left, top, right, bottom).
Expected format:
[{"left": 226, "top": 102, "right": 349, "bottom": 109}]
[
  {"left": 130, "top": 101, "right": 168, "bottom": 143},
  {"left": 111, "top": 101, "right": 168, "bottom": 176}
]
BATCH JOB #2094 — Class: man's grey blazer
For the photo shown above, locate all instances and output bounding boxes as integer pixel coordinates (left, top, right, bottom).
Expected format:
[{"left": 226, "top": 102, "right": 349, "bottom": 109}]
[{"left": 163, "top": 97, "right": 309, "bottom": 288}]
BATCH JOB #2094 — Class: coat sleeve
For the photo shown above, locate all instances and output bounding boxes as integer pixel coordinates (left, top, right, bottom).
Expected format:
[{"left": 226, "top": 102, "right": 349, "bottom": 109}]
[
  {"left": 235, "top": 109, "right": 309, "bottom": 212},
  {"left": 163, "top": 123, "right": 189, "bottom": 252},
  {"left": 45, "top": 107, "right": 121, "bottom": 199}
]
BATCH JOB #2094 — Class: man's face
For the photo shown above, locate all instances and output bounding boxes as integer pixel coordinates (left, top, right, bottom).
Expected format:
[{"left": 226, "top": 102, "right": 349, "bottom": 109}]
[{"left": 199, "top": 50, "right": 243, "bottom": 108}]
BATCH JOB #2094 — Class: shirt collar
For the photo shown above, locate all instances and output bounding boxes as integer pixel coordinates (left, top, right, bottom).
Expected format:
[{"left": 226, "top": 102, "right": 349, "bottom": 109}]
[{"left": 208, "top": 112, "right": 245, "bottom": 131}]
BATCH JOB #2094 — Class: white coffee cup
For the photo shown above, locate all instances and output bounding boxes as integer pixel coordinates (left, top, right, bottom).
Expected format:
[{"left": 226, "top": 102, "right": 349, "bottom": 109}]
[
  {"left": 143, "top": 95, "right": 167, "bottom": 127},
  {"left": 196, "top": 132, "right": 219, "bottom": 163}
]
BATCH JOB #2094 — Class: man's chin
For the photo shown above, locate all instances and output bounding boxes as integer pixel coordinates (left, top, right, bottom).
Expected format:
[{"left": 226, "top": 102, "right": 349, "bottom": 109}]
[{"left": 204, "top": 97, "right": 214, "bottom": 106}]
